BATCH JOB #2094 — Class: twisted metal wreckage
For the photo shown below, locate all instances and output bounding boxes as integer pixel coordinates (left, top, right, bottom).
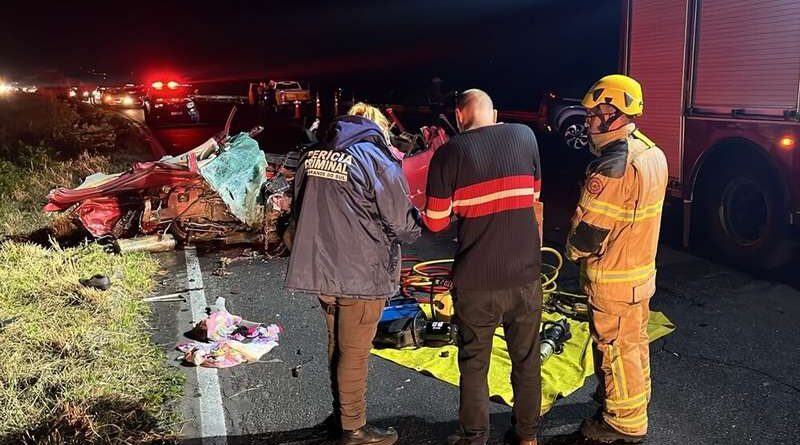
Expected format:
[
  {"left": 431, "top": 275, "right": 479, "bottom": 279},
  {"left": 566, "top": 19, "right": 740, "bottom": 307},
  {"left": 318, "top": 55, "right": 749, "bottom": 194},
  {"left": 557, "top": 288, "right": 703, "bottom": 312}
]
[{"left": 43, "top": 108, "right": 450, "bottom": 255}]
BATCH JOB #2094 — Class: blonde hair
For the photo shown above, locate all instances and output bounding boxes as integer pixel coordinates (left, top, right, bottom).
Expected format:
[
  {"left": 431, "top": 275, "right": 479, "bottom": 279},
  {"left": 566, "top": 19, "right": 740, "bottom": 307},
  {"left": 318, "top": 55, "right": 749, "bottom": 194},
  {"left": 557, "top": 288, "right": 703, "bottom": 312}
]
[{"left": 348, "top": 102, "right": 391, "bottom": 141}]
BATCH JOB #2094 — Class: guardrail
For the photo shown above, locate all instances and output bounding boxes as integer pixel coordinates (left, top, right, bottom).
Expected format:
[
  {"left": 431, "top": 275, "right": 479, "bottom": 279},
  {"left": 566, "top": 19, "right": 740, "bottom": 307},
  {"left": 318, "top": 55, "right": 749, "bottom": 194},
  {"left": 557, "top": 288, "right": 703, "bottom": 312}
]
[{"left": 191, "top": 95, "right": 249, "bottom": 104}]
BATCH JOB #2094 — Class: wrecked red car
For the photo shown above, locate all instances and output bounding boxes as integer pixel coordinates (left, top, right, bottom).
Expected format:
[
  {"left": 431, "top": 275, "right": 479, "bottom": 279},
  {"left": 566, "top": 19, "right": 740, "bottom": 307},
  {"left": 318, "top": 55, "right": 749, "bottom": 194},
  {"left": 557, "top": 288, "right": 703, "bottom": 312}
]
[{"left": 43, "top": 109, "right": 450, "bottom": 254}]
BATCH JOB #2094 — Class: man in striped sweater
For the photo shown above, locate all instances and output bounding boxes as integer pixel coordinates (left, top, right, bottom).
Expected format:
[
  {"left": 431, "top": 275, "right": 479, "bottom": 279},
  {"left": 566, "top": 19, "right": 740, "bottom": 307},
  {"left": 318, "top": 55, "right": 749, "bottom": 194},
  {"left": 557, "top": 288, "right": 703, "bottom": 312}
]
[{"left": 422, "top": 89, "right": 543, "bottom": 445}]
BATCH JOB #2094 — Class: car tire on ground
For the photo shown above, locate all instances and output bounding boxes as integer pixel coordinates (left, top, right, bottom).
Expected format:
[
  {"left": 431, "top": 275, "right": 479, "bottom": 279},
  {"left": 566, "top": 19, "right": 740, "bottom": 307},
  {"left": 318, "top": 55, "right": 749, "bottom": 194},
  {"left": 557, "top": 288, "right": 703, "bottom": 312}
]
[
  {"left": 560, "top": 116, "right": 588, "bottom": 151},
  {"left": 695, "top": 161, "right": 794, "bottom": 270}
]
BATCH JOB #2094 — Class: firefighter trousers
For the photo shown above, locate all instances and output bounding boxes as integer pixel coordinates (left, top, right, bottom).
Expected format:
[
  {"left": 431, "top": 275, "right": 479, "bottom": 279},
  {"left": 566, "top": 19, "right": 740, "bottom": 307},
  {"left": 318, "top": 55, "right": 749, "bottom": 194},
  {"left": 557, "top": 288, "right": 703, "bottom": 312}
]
[{"left": 588, "top": 295, "right": 651, "bottom": 436}]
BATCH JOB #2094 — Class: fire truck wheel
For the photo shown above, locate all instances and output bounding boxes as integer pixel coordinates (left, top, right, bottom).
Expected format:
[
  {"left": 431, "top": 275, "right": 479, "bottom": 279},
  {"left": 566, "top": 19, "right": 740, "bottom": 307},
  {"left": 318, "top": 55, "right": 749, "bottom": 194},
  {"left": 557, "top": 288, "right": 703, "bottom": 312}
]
[{"left": 698, "top": 165, "right": 794, "bottom": 270}]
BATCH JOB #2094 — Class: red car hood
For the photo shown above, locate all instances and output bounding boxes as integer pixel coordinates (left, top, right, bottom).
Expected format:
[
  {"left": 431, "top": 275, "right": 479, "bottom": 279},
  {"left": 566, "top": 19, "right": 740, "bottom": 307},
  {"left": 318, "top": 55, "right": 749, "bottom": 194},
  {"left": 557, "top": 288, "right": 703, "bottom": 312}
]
[{"left": 43, "top": 161, "right": 200, "bottom": 213}]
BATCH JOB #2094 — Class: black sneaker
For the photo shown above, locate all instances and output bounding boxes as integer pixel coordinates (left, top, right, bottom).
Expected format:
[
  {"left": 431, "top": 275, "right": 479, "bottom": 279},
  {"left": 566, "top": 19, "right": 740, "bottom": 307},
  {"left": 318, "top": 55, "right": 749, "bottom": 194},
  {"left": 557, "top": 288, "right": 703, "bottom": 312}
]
[{"left": 340, "top": 424, "right": 398, "bottom": 445}]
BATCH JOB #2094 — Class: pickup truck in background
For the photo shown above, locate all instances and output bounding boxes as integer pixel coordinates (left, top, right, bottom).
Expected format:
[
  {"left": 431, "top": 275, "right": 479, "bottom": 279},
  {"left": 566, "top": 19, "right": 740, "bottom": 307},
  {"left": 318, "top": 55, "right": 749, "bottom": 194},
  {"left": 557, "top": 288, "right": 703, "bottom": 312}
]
[
  {"left": 535, "top": 91, "right": 587, "bottom": 150},
  {"left": 270, "top": 80, "right": 311, "bottom": 106}
]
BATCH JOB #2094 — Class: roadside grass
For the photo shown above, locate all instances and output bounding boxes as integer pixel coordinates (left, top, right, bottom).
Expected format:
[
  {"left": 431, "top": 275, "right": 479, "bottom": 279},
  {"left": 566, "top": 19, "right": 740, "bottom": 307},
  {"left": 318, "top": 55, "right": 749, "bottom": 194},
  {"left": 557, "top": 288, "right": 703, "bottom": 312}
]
[
  {"left": 0, "top": 242, "right": 184, "bottom": 444},
  {"left": 0, "top": 95, "right": 184, "bottom": 444},
  {"left": 0, "top": 149, "right": 113, "bottom": 237},
  {"left": 0, "top": 94, "right": 150, "bottom": 239}
]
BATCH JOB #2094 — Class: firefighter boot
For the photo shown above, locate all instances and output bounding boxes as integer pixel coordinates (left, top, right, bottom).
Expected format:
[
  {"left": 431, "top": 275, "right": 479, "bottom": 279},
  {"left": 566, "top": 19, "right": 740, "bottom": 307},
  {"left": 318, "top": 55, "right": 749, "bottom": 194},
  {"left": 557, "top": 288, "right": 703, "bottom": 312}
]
[
  {"left": 340, "top": 424, "right": 398, "bottom": 445},
  {"left": 581, "top": 417, "right": 646, "bottom": 444}
]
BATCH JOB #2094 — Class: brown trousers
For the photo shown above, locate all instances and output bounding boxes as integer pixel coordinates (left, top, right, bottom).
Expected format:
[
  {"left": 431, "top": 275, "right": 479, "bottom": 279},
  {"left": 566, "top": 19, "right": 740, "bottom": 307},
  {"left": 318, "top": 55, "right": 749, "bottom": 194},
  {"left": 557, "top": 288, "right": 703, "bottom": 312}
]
[
  {"left": 319, "top": 295, "right": 385, "bottom": 431},
  {"left": 453, "top": 282, "right": 543, "bottom": 444},
  {"left": 589, "top": 295, "right": 652, "bottom": 436}
]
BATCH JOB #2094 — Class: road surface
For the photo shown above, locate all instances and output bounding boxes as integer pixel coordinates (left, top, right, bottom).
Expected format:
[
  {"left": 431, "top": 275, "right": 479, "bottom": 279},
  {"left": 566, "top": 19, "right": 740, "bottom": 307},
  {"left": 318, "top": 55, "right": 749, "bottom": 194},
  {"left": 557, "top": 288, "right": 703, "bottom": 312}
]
[{"left": 141, "top": 124, "right": 800, "bottom": 444}]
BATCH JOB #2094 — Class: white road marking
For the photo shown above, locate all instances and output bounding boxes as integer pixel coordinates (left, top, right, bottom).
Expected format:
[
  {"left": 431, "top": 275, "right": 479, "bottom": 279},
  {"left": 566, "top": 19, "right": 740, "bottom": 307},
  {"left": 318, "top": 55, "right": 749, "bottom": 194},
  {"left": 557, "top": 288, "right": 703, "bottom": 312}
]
[{"left": 184, "top": 246, "right": 228, "bottom": 444}]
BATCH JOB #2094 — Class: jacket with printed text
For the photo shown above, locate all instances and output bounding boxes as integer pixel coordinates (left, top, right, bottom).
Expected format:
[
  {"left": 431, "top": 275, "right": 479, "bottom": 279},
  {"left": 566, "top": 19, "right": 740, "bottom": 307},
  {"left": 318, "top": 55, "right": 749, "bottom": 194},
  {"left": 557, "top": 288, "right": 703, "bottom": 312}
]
[{"left": 285, "top": 116, "right": 421, "bottom": 299}]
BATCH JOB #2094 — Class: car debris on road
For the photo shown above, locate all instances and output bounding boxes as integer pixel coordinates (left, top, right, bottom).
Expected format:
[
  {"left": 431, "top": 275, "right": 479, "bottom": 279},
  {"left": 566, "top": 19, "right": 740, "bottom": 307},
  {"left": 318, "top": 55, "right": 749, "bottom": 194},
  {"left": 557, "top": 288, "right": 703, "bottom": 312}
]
[
  {"left": 43, "top": 109, "right": 297, "bottom": 255},
  {"left": 43, "top": 107, "right": 453, "bottom": 256},
  {"left": 116, "top": 233, "right": 177, "bottom": 253}
]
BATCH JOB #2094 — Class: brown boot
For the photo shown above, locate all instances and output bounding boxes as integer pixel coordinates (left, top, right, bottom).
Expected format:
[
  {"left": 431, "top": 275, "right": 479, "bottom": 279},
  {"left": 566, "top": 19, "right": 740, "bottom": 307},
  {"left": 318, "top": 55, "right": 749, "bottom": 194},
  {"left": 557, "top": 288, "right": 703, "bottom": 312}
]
[
  {"left": 502, "top": 429, "right": 537, "bottom": 445},
  {"left": 340, "top": 424, "right": 398, "bottom": 445},
  {"left": 580, "top": 417, "right": 646, "bottom": 444}
]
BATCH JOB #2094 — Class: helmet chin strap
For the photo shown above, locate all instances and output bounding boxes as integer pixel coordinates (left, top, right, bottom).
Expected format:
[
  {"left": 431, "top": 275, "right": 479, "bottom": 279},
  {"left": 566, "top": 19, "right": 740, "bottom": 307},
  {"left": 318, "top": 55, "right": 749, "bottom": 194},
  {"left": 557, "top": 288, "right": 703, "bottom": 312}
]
[{"left": 593, "top": 109, "right": 625, "bottom": 134}]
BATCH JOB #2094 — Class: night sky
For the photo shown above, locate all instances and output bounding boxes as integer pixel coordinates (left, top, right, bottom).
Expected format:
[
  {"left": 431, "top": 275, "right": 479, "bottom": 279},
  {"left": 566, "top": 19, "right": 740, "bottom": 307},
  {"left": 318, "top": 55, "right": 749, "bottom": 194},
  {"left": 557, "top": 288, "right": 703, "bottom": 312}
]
[{"left": 1, "top": 0, "right": 620, "bottom": 108}]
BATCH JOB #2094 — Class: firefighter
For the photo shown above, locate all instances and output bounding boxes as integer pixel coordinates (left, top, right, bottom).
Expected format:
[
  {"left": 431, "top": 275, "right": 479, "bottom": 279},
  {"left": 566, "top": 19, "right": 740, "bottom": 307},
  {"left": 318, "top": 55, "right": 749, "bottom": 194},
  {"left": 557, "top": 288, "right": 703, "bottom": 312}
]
[{"left": 565, "top": 74, "right": 668, "bottom": 443}]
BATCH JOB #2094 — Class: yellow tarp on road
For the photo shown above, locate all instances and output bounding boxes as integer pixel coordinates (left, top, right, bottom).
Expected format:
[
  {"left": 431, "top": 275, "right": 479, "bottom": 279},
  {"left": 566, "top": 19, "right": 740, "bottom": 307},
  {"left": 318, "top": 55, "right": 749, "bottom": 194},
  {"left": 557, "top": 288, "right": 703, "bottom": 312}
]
[{"left": 372, "top": 311, "right": 675, "bottom": 413}]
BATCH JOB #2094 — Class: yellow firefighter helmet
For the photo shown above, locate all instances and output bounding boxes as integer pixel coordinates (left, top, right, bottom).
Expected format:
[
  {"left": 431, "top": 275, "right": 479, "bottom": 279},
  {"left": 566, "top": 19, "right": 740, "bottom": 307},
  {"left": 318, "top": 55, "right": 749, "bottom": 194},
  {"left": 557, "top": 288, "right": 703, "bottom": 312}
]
[{"left": 582, "top": 74, "right": 644, "bottom": 117}]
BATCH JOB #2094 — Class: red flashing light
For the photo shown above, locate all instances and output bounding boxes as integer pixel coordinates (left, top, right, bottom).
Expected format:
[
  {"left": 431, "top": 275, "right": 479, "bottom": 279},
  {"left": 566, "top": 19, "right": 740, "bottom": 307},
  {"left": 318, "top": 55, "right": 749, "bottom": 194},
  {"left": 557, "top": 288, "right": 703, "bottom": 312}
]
[
  {"left": 152, "top": 81, "right": 164, "bottom": 89},
  {"left": 167, "top": 81, "right": 179, "bottom": 89}
]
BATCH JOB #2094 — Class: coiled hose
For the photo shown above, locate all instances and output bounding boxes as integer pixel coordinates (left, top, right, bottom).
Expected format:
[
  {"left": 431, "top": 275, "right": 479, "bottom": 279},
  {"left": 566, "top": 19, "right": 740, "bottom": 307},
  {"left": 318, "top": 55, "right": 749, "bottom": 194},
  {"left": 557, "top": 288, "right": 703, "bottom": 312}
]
[{"left": 401, "top": 247, "right": 589, "bottom": 320}]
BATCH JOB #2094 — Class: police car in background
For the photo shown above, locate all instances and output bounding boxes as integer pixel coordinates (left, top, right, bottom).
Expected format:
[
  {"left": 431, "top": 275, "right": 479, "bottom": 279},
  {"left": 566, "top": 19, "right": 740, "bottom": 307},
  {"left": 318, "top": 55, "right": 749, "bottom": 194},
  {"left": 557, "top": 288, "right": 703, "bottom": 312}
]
[{"left": 143, "top": 80, "right": 200, "bottom": 126}]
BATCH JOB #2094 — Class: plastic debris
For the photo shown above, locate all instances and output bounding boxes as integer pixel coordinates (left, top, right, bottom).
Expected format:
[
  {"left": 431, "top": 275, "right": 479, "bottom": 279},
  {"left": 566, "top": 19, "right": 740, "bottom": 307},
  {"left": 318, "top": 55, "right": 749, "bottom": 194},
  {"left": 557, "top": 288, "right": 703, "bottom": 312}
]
[{"left": 177, "top": 302, "right": 282, "bottom": 368}]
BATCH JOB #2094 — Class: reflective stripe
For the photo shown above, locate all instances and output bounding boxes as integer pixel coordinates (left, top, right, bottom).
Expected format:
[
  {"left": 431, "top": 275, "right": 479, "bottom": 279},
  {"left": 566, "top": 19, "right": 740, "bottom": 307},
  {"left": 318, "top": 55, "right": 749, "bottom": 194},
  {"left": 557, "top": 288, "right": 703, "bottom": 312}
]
[
  {"left": 606, "top": 391, "right": 648, "bottom": 410},
  {"left": 633, "top": 129, "right": 656, "bottom": 148},
  {"left": 609, "top": 345, "right": 626, "bottom": 400},
  {"left": 582, "top": 199, "right": 635, "bottom": 221},
  {"left": 584, "top": 262, "right": 656, "bottom": 284},
  {"left": 605, "top": 411, "right": 648, "bottom": 429},
  {"left": 635, "top": 203, "right": 664, "bottom": 222},
  {"left": 582, "top": 198, "right": 663, "bottom": 223},
  {"left": 617, "top": 346, "right": 629, "bottom": 399},
  {"left": 581, "top": 196, "right": 629, "bottom": 213}
]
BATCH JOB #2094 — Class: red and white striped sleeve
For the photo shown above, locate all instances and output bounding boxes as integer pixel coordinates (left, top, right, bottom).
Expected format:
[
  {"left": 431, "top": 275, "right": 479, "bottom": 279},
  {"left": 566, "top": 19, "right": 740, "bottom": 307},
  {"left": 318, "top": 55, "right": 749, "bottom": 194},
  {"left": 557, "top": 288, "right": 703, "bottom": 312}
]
[{"left": 422, "top": 147, "right": 455, "bottom": 233}]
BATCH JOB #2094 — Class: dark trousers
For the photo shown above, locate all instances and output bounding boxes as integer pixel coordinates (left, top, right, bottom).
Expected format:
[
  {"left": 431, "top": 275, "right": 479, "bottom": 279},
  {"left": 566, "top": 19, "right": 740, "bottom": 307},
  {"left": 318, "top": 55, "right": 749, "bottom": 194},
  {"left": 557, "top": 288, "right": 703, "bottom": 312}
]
[
  {"left": 319, "top": 295, "right": 385, "bottom": 431},
  {"left": 453, "top": 282, "right": 543, "bottom": 443}
]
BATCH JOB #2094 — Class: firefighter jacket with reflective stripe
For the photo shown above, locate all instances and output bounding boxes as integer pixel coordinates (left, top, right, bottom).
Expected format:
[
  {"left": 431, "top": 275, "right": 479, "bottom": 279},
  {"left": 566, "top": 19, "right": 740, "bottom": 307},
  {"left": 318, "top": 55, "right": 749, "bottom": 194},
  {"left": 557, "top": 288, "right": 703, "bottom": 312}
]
[{"left": 566, "top": 126, "right": 668, "bottom": 301}]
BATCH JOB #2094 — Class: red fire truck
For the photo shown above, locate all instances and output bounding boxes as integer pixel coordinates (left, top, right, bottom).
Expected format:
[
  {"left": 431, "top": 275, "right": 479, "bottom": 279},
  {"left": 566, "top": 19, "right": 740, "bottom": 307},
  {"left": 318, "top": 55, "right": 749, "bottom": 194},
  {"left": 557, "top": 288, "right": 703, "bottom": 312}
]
[{"left": 622, "top": 0, "right": 800, "bottom": 268}]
